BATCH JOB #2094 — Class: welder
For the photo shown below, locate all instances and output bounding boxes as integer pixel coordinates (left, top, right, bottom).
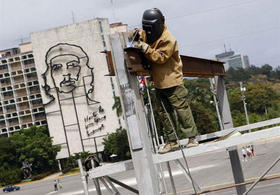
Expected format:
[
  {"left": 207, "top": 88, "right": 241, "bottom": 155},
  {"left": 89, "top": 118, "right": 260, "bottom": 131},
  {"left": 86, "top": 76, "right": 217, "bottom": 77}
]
[{"left": 131, "top": 8, "right": 199, "bottom": 154}]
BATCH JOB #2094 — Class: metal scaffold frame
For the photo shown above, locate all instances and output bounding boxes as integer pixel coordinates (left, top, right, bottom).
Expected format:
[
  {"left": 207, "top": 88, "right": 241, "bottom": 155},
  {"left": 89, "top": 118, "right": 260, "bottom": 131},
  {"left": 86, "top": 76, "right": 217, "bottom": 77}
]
[{"left": 86, "top": 32, "right": 280, "bottom": 195}]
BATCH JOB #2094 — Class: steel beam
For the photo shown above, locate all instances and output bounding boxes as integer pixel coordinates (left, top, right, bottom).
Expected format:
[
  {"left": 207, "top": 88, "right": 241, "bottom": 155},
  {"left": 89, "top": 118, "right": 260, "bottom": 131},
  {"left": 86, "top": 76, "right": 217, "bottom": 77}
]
[{"left": 124, "top": 47, "right": 225, "bottom": 77}]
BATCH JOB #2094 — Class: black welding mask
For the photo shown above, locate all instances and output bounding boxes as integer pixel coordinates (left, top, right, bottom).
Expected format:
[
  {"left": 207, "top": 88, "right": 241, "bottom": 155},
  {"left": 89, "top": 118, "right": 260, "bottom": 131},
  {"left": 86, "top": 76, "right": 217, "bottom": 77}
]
[{"left": 142, "top": 8, "right": 165, "bottom": 44}]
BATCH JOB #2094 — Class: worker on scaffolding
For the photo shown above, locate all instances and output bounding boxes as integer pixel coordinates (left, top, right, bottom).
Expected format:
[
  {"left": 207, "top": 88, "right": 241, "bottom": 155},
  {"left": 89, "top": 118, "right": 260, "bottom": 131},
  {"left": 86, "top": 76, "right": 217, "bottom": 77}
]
[{"left": 131, "top": 8, "right": 199, "bottom": 154}]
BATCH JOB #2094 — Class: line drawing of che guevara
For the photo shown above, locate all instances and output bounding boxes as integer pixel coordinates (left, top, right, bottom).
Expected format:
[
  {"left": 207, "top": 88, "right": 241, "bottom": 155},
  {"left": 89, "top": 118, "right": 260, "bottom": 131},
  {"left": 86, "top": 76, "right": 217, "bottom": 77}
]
[{"left": 42, "top": 43, "right": 98, "bottom": 105}]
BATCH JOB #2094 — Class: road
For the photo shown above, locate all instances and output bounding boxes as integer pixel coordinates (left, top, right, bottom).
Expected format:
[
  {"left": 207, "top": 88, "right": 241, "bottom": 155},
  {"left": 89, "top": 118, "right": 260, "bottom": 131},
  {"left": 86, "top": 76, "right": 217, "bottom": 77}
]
[{"left": 1, "top": 137, "right": 280, "bottom": 195}]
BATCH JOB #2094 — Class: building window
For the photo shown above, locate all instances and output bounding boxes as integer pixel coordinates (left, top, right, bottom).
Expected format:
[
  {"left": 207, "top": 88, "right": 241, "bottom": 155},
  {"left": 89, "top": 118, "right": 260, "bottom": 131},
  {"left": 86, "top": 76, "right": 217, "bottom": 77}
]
[
  {"left": 23, "top": 59, "right": 34, "bottom": 65},
  {"left": 6, "top": 104, "right": 16, "bottom": 110},
  {"left": 0, "top": 65, "right": 8, "bottom": 70}
]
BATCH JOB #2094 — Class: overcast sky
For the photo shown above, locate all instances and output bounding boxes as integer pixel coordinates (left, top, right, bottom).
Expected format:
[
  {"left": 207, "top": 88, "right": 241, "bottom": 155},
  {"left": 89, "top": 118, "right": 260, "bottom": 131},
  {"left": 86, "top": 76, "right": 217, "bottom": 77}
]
[{"left": 0, "top": 0, "right": 279, "bottom": 67}]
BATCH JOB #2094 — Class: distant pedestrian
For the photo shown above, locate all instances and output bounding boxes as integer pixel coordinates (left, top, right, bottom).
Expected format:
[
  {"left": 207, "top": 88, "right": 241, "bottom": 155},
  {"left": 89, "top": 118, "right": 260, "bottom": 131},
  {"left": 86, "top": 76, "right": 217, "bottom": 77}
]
[
  {"left": 251, "top": 145, "right": 255, "bottom": 156},
  {"left": 246, "top": 145, "right": 252, "bottom": 159},
  {"left": 242, "top": 147, "right": 247, "bottom": 162},
  {"left": 58, "top": 179, "right": 62, "bottom": 189},
  {"left": 58, "top": 182, "right": 62, "bottom": 189},
  {"left": 54, "top": 180, "right": 58, "bottom": 191}
]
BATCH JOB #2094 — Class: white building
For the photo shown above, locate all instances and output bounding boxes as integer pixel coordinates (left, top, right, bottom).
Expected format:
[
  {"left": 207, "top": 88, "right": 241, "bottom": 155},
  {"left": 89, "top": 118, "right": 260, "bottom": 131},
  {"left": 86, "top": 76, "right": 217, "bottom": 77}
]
[
  {"left": 215, "top": 51, "right": 250, "bottom": 70},
  {"left": 31, "top": 18, "right": 125, "bottom": 160}
]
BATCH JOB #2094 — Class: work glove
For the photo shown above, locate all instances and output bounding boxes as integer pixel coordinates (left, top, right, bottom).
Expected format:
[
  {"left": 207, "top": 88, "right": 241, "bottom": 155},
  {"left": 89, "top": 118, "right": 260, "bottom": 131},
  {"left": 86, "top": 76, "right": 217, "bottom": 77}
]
[
  {"left": 133, "top": 41, "right": 149, "bottom": 53},
  {"left": 128, "top": 29, "right": 140, "bottom": 42}
]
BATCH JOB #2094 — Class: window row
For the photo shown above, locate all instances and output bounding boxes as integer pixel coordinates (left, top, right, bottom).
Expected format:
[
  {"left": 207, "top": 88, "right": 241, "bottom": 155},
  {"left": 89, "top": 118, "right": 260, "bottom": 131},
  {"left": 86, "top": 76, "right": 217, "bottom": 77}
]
[
  {"left": 0, "top": 73, "right": 10, "bottom": 78},
  {"left": 0, "top": 54, "right": 33, "bottom": 64},
  {"left": 0, "top": 67, "right": 37, "bottom": 79},
  {"left": 0, "top": 120, "right": 47, "bottom": 135},
  {"left": 0, "top": 113, "right": 46, "bottom": 124},
  {"left": 0, "top": 82, "right": 39, "bottom": 93}
]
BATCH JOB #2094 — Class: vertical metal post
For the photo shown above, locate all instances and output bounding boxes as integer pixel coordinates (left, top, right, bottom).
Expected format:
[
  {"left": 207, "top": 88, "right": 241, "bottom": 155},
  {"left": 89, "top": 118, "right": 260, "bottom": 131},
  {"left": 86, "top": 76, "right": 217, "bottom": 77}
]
[
  {"left": 216, "top": 76, "right": 233, "bottom": 129},
  {"left": 78, "top": 159, "right": 89, "bottom": 195},
  {"left": 111, "top": 33, "right": 160, "bottom": 195},
  {"left": 58, "top": 159, "right": 62, "bottom": 171},
  {"left": 227, "top": 146, "right": 246, "bottom": 195},
  {"left": 158, "top": 163, "right": 168, "bottom": 195},
  {"left": 104, "top": 176, "right": 121, "bottom": 195},
  {"left": 99, "top": 177, "right": 114, "bottom": 194},
  {"left": 146, "top": 86, "right": 160, "bottom": 146},
  {"left": 167, "top": 162, "right": 177, "bottom": 195},
  {"left": 94, "top": 137, "right": 98, "bottom": 153},
  {"left": 240, "top": 82, "right": 250, "bottom": 131},
  {"left": 93, "top": 178, "right": 102, "bottom": 195}
]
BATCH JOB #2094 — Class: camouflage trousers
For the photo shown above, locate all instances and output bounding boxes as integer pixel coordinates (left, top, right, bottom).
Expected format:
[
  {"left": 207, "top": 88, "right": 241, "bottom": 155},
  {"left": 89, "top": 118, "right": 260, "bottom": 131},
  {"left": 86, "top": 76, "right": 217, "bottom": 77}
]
[{"left": 155, "top": 84, "right": 198, "bottom": 142}]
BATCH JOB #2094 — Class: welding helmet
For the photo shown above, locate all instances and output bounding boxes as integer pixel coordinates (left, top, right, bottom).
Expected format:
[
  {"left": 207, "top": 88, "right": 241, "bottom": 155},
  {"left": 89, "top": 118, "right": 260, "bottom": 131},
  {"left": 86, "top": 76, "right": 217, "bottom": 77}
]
[{"left": 142, "top": 8, "right": 165, "bottom": 44}]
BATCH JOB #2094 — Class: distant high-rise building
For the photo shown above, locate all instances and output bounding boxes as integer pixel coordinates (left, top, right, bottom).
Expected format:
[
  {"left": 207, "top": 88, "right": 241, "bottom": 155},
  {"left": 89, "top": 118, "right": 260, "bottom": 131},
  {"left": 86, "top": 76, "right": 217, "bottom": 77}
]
[
  {"left": 215, "top": 50, "right": 250, "bottom": 70},
  {"left": 0, "top": 43, "right": 47, "bottom": 137}
]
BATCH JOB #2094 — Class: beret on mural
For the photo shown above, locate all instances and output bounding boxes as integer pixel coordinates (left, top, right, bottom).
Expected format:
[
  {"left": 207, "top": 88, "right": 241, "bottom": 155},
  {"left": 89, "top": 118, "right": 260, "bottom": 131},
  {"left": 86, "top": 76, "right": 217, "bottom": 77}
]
[{"left": 45, "top": 43, "right": 89, "bottom": 65}]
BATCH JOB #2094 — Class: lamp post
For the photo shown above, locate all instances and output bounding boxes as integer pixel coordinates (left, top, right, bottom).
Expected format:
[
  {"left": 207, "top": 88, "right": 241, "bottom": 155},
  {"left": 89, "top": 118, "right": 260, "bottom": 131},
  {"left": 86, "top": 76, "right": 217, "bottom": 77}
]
[{"left": 240, "top": 82, "right": 250, "bottom": 132}]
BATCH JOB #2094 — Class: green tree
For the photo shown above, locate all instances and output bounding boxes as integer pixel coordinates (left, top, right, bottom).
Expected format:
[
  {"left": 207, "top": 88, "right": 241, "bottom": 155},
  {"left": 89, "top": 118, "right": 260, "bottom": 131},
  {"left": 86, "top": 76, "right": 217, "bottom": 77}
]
[
  {"left": 184, "top": 78, "right": 220, "bottom": 133},
  {"left": 260, "top": 64, "right": 273, "bottom": 78},
  {"left": 0, "top": 138, "right": 21, "bottom": 185},
  {"left": 9, "top": 126, "right": 61, "bottom": 174},
  {"left": 247, "top": 65, "right": 262, "bottom": 76},
  {"left": 103, "top": 128, "right": 131, "bottom": 162},
  {"left": 231, "top": 110, "right": 246, "bottom": 127},
  {"left": 0, "top": 137, "right": 19, "bottom": 169},
  {"left": 228, "top": 88, "right": 243, "bottom": 113},
  {"left": 228, "top": 83, "right": 280, "bottom": 126},
  {"left": 0, "top": 168, "right": 21, "bottom": 186},
  {"left": 191, "top": 102, "right": 219, "bottom": 134},
  {"left": 245, "top": 84, "right": 279, "bottom": 114},
  {"left": 225, "top": 67, "right": 251, "bottom": 84}
]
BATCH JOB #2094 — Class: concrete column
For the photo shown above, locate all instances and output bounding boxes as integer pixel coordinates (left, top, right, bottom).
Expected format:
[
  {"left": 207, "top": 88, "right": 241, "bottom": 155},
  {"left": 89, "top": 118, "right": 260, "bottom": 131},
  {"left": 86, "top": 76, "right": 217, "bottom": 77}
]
[
  {"left": 58, "top": 159, "right": 62, "bottom": 171},
  {"left": 216, "top": 76, "right": 233, "bottom": 129},
  {"left": 227, "top": 146, "right": 246, "bottom": 195},
  {"left": 78, "top": 159, "right": 89, "bottom": 195}
]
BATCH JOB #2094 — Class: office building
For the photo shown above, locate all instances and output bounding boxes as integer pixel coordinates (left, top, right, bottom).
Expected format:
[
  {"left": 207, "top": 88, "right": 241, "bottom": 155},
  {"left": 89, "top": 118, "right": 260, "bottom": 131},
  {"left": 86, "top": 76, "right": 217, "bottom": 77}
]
[
  {"left": 0, "top": 43, "right": 47, "bottom": 137},
  {"left": 215, "top": 50, "right": 250, "bottom": 70}
]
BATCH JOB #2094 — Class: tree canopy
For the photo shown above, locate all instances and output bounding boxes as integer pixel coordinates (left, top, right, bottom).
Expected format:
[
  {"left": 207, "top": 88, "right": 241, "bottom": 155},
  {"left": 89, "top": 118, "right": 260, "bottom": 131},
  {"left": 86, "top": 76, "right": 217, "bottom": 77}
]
[
  {"left": 0, "top": 126, "right": 60, "bottom": 186},
  {"left": 9, "top": 126, "right": 60, "bottom": 174},
  {"left": 103, "top": 128, "right": 131, "bottom": 162}
]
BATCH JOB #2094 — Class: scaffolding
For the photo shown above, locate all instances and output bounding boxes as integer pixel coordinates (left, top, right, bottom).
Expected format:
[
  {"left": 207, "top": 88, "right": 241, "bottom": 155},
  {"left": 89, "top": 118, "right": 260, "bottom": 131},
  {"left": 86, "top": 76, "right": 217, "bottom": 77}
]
[{"left": 86, "top": 32, "right": 280, "bottom": 195}]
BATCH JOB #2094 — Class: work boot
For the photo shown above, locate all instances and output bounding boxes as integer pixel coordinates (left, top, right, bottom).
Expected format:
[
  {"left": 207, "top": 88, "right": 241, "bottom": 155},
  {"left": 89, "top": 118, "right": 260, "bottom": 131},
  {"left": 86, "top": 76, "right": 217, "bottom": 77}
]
[
  {"left": 158, "top": 141, "right": 179, "bottom": 154},
  {"left": 186, "top": 137, "right": 199, "bottom": 148}
]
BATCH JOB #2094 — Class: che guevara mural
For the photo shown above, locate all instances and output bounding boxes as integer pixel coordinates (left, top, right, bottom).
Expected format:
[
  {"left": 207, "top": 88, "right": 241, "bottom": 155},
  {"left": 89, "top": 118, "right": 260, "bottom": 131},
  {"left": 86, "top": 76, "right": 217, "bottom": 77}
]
[
  {"left": 42, "top": 43, "right": 97, "bottom": 104},
  {"left": 31, "top": 19, "right": 123, "bottom": 159}
]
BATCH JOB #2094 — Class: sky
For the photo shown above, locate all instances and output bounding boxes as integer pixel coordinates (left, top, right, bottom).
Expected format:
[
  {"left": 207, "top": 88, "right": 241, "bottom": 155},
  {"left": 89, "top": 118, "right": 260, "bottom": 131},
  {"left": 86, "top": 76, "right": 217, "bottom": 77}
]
[{"left": 0, "top": 0, "right": 279, "bottom": 67}]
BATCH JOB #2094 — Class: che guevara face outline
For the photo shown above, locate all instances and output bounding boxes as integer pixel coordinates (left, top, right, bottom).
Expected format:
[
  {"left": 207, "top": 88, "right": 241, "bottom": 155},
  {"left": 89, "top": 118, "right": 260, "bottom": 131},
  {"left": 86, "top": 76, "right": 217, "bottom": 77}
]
[
  {"left": 42, "top": 43, "right": 97, "bottom": 105},
  {"left": 49, "top": 54, "right": 82, "bottom": 93}
]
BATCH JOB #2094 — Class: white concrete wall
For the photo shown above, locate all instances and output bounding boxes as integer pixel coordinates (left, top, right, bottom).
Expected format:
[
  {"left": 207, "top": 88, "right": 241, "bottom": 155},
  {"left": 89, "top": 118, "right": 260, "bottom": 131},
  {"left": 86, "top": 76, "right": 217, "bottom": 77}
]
[
  {"left": 19, "top": 42, "right": 32, "bottom": 53},
  {"left": 31, "top": 19, "right": 124, "bottom": 159}
]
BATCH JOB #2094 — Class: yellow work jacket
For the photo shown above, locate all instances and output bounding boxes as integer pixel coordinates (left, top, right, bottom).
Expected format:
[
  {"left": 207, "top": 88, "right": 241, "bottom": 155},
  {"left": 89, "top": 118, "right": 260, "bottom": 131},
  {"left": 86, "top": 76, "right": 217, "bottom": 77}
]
[{"left": 140, "top": 26, "right": 183, "bottom": 89}]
